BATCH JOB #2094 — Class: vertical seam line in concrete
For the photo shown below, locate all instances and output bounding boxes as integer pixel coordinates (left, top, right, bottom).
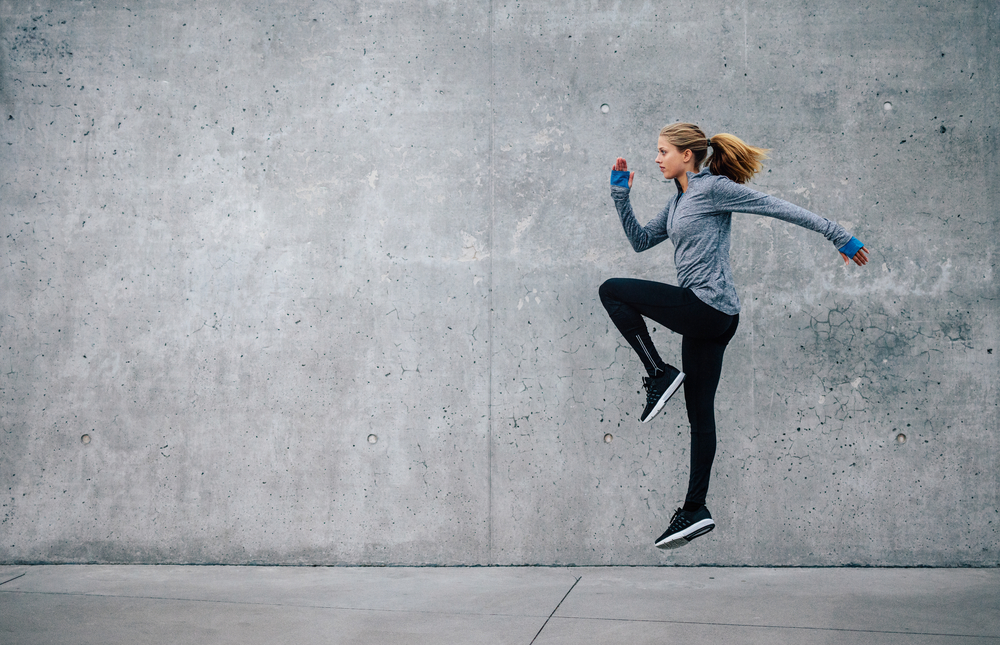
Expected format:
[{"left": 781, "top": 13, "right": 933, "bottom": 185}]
[
  {"left": 744, "top": 0, "right": 755, "bottom": 460},
  {"left": 743, "top": 0, "right": 748, "bottom": 70},
  {"left": 487, "top": 0, "right": 496, "bottom": 565}
]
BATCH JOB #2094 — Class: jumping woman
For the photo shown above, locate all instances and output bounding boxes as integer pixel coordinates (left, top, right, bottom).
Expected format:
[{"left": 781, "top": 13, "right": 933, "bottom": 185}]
[{"left": 600, "top": 122, "right": 869, "bottom": 550}]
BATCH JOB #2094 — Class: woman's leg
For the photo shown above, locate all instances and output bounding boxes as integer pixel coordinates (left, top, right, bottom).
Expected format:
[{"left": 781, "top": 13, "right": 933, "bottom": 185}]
[
  {"left": 600, "top": 278, "right": 736, "bottom": 423},
  {"left": 599, "top": 276, "right": 738, "bottom": 498},
  {"left": 599, "top": 278, "right": 731, "bottom": 376},
  {"left": 681, "top": 314, "right": 739, "bottom": 510},
  {"left": 654, "top": 314, "right": 740, "bottom": 549}
]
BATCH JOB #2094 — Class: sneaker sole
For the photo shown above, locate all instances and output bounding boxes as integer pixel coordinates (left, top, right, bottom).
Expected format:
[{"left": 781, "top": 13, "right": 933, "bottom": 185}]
[
  {"left": 655, "top": 518, "right": 715, "bottom": 549},
  {"left": 641, "top": 372, "right": 685, "bottom": 423}
]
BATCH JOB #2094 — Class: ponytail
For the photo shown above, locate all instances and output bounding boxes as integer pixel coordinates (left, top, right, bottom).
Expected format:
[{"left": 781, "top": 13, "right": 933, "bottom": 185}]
[
  {"left": 708, "top": 133, "right": 769, "bottom": 184},
  {"left": 660, "top": 123, "right": 769, "bottom": 184}
]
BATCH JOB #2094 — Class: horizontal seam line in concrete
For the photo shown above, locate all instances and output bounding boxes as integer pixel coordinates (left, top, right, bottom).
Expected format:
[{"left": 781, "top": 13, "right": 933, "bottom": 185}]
[
  {"left": 0, "top": 589, "right": 554, "bottom": 619},
  {"left": 4, "top": 564, "right": 999, "bottom": 568},
  {"left": 548, "top": 615, "right": 1000, "bottom": 640}
]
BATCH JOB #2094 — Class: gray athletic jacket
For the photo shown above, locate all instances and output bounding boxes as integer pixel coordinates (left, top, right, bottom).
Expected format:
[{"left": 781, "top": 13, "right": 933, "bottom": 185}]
[{"left": 610, "top": 167, "right": 855, "bottom": 316}]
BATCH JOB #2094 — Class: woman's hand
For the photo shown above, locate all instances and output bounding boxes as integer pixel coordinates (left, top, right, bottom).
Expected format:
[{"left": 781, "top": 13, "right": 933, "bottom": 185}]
[
  {"left": 841, "top": 246, "right": 870, "bottom": 266},
  {"left": 613, "top": 158, "right": 635, "bottom": 188}
]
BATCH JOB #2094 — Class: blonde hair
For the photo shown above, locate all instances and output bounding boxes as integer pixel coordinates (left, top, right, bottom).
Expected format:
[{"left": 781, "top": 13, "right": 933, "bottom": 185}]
[{"left": 659, "top": 123, "right": 769, "bottom": 184}]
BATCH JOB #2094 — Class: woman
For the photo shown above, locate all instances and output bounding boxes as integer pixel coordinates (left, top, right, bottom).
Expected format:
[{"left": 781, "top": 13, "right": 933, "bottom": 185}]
[{"left": 600, "top": 122, "right": 869, "bottom": 550}]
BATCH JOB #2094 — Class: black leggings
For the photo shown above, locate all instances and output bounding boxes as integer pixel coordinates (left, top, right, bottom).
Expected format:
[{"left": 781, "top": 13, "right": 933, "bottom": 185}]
[{"left": 599, "top": 278, "right": 739, "bottom": 508}]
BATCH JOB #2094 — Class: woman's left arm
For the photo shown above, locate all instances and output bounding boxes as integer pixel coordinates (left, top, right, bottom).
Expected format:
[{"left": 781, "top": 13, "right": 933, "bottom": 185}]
[{"left": 710, "top": 177, "right": 870, "bottom": 266}]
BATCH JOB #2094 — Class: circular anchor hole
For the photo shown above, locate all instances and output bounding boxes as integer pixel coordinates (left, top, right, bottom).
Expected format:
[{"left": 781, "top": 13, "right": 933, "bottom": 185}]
[
  {"left": 603, "top": 433, "right": 613, "bottom": 443},
  {"left": 367, "top": 434, "right": 378, "bottom": 444},
  {"left": 600, "top": 103, "right": 610, "bottom": 114},
  {"left": 81, "top": 434, "right": 92, "bottom": 444},
  {"left": 883, "top": 102, "right": 893, "bottom": 111},
  {"left": 895, "top": 433, "right": 907, "bottom": 444}
]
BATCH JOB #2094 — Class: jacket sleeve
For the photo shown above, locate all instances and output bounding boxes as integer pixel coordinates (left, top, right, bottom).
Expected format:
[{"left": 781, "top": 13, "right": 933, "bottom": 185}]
[
  {"left": 611, "top": 185, "right": 670, "bottom": 253},
  {"left": 708, "top": 176, "right": 854, "bottom": 249}
]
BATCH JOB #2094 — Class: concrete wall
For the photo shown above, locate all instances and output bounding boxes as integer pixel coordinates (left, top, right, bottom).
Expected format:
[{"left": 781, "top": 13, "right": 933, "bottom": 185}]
[{"left": 1, "top": 0, "right": 996, "bottom": 566}]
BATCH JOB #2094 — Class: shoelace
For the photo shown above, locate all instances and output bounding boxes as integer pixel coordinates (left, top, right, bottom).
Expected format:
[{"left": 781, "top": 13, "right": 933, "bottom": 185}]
[
  {"left": 667, "top": 508, "right": 690, "bottom": 531},
  {"left": 643, "top": 377, "right": 661, "bottom": 405}
]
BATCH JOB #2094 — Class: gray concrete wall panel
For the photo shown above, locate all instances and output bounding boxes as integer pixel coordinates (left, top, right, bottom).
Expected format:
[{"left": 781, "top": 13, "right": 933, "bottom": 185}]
[{"left": 1, "top": 0, "right": 997, "bottom": 565}]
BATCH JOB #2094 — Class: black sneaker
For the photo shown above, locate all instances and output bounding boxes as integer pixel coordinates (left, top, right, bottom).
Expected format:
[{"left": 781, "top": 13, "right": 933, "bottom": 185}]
[
  {"left": 654, "top": 506, "right": 715, "bottom": 550},
  {"left": 640, "top": 366, "right": 685, "bottom": 423}
]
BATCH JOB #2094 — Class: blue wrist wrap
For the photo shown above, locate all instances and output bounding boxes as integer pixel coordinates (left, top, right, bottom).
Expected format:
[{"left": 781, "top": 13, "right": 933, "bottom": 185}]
[
  {"left": 839, "top": 236, "right": 864, "bottom": 259},
  {"left": 611, "top": 170, "right": 630, "bottom": 187}
]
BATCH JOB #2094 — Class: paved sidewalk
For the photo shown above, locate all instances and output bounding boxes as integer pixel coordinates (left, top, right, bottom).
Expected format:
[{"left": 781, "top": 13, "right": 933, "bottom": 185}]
[{"left": 1, "top": 565, "right": 998, "bottom": 644}]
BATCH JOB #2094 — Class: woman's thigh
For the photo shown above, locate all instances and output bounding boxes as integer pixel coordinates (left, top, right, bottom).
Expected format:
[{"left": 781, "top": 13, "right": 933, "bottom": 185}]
[{"left": 601, "top": 278, "right": 733, "bottom": 340}]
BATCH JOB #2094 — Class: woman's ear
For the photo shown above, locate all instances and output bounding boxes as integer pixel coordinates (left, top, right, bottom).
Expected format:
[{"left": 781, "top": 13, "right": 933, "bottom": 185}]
[{"left": 682, "top": 148, "right": 694, "bottom": 163}]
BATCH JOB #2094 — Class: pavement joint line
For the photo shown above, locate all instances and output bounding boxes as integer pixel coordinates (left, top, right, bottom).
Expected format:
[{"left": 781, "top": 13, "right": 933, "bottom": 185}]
[
  {"left": 0, "top": 573, "right": 26, "bottom": 586},
  {"left": 6, "top": 586, "right": 996, "bottom": 639},
  {"left": 548, "top": 615, "right": 1000, "bottom": 640},
  {"left": 529, "top": 575, "right": 582, "bottom": 645},
  {"left": 0, "top": 589, "right": 554, "bottom": 619}
]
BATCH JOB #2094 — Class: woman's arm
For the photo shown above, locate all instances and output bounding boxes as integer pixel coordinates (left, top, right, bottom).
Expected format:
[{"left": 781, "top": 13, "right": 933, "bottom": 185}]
[
  {"left": 840, "top": 241, "right": 870, "bottom": 266},
  {"left": 612, "top": 157, "right": 635, "bottom": 187},
  {"left": 709, "top": 176, "right": 870, "bottom": 266},
  {"left": 610, "top": 158, "right": 669, "bottom": 253}
]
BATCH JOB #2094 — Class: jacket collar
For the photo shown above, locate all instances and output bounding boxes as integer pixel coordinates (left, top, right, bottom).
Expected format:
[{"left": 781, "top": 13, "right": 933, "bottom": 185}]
[{"left": 673, "top": 167, "right": 713, "bottom": 192}]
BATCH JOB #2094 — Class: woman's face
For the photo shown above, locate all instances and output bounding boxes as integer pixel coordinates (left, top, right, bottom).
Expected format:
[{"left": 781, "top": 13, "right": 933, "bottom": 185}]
[{"left": 655, "top": 137, "right": 692, "bottom": 180}]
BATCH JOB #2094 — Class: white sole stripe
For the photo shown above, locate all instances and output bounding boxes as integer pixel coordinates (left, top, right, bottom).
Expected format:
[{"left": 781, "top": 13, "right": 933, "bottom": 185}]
[
  {"left": 655, "top": 518, "right": 715, "bottom": 549},
  {"left": 641, "top": 371, "right": 685, "bottom": 423}
]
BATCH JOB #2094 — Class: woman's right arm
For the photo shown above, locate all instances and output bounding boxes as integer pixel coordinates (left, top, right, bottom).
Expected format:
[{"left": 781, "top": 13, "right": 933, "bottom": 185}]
[{"left": 610, "top": 158, "right": 669, "bottom": 253}]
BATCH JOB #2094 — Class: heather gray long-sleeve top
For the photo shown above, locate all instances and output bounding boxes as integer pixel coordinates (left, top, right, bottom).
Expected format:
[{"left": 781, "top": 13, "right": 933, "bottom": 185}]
[{"left": 611, "top": 167, "right": 854, "bottom": 316}]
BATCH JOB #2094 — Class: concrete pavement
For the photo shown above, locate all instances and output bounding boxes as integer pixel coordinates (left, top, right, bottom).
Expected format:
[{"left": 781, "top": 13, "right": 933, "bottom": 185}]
[{"left": 1, "top": 565, "right": 998, "bottom": 644}]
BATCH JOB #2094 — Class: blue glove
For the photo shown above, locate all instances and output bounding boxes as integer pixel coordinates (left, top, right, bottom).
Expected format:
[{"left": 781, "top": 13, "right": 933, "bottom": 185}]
[
  {"left": 611, "top": 170, "right": 630, "bottom": 188},
  {"left": 838, "top": 236, "right": 864, "bottom": 259}
]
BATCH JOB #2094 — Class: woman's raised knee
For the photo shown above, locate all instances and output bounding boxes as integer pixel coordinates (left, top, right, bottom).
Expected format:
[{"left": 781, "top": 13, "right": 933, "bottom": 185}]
[{"left": 599, "top": 278, "right": 623, "bottom": 302}]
